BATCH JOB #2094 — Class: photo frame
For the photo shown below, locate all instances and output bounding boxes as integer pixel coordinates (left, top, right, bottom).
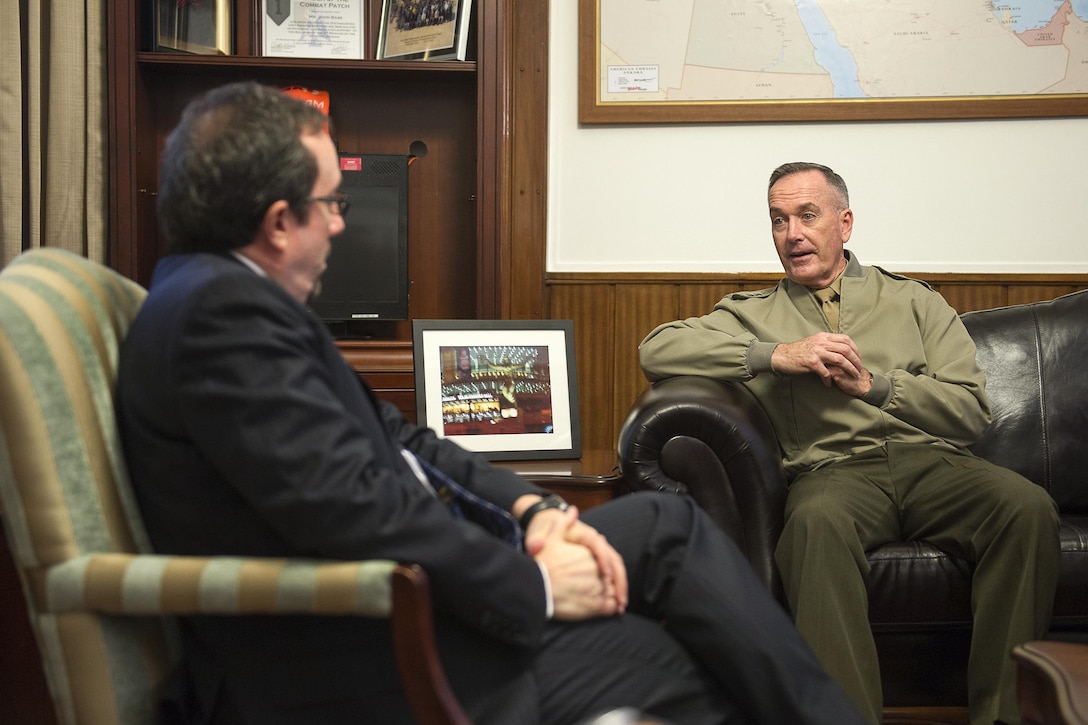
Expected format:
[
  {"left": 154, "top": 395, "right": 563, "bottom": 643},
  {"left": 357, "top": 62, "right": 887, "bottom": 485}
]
[
  {"left": 579, "top": 0, "right": 1088, "bottom": 123},
  {"left": 154, "top": 0, "right": 232, "bottom": 55},
  {"left": 412, "top": 320, "right": 581, "bottom": 461},
  {"left": 378, "top": 0, "right": 472, "bottom": 61}
]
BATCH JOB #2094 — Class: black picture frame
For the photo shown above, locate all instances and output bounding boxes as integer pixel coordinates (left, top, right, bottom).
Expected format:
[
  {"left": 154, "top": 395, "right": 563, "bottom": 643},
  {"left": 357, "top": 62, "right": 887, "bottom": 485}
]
[{"left": 412, "top": 319, "right": 582, "bottom": 461}]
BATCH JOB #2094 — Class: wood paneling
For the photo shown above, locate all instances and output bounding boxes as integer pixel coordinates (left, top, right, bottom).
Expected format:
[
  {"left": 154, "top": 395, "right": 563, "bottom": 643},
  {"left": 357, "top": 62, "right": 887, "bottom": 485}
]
[
  {"left": 1007, "top": 284, "right": 1081, "bottom": 306},
  {"left": 928, "top": 283, "right": 1007, "bottom": 314},
  {"left": 613, "top": 285, "right": 674, "bottom": 444},
  {"left": 677, "top": 283, "right": 735, "bottom": 321},
  {"left": 546, "top": 273, "right": 1088, "bottom": 457},
  {"left": 338, "top": 341, "right": 417, "bottom": 422},
  {"left": 549, "top": 284, "right": 616, "bottom": 452}
]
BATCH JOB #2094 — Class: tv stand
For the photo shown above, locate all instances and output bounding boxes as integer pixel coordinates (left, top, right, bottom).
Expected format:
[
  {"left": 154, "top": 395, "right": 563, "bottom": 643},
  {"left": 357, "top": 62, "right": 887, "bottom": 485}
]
[{"left": 324, "top": 319, "right": 401, "bottom": 340}]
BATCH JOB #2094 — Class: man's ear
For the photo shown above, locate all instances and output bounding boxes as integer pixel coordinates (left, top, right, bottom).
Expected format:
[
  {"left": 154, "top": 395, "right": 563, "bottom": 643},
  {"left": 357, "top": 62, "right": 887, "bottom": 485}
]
[
  {"left": 259, "top": 200, "right": 293, "bottom": 252},
  {"left": 839, "top": 208, "right": 854, "bottom": 243}
]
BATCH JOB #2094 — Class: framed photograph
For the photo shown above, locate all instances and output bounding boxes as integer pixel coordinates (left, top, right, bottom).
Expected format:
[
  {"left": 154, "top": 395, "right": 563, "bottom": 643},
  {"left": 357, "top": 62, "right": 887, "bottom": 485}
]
[
  {"left": 580, "top": 0, "right": 1088, "bottom": 123},
  {"left": 378, "top": 0, "right": 472, "bottom": 61},
  {"left": 412, "top": 320, "right": 581, "bottom": 461},
  {"left": 154, "top": 0, "right": 232, "bottom": 55}
]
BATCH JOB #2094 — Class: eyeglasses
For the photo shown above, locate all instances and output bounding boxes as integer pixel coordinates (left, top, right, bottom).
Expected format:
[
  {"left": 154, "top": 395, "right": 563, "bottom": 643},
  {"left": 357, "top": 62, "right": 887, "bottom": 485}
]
[{"left": 306, "top": 192, "right": 350, "bottom": 217}]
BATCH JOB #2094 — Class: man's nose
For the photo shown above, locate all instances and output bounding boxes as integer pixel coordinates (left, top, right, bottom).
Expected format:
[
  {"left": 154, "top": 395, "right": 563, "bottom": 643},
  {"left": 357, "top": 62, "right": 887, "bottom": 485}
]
[
  {"left": 330, "top": 214, "right": 346, "bottom": 237},
  {"left": 786, "top": 216, "right": 804, "bottom": 239}
]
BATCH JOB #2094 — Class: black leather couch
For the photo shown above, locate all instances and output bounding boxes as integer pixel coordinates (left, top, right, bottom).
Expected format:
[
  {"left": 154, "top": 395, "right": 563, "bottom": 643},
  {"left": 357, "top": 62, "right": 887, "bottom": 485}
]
[{"left": 618, "top": 289, "right": 1088, "bottom": 713}]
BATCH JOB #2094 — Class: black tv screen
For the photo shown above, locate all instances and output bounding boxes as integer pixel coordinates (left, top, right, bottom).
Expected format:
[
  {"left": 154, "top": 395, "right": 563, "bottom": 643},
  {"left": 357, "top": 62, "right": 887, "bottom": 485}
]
[{"left": 309, "top": 153, "right": 409, "bottom": 326}]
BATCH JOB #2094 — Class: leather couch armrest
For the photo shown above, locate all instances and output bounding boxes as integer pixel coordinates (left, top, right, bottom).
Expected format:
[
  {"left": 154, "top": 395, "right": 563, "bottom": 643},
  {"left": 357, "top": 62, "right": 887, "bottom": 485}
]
[{"left": 617, "top": 376, "right": 787, "bottom": 599}]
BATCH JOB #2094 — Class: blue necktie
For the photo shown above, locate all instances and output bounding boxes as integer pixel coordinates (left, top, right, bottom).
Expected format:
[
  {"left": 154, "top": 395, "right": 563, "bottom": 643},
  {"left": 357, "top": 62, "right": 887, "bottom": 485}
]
[{"left": 405, "top": 450, "right": 524, "bottom": 550}]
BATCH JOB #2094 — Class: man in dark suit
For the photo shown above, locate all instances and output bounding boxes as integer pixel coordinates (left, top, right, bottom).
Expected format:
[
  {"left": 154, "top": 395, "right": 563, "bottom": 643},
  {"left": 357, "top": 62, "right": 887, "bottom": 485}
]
[{"left": 117, "top": 81, "right": 864, "bottom": 725}]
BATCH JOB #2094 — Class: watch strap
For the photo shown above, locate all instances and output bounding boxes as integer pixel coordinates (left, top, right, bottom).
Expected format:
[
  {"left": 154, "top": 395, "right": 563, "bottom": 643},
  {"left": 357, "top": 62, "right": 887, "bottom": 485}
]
[{"left": 518, "top": 494, "right": 569, "bottom": 530}]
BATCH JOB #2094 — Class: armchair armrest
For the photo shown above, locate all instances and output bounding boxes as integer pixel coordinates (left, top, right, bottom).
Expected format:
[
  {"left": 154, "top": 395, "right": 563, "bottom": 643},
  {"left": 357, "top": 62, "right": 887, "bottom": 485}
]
[
  {"left": 35, "top": 553, "right": 470, "bottom": 725},
  {"left": 38, "top": 553, "right": 398, "bottom": 617},
  {"left": 618, "top": 376, "right": 787, "bottom": 599}
]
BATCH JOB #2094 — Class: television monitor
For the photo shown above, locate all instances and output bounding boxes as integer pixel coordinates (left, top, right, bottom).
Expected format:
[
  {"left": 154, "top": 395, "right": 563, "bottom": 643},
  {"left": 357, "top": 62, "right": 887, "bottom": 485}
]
[{"left": 309, "top": 153, "right": 410, "bottom": 328}]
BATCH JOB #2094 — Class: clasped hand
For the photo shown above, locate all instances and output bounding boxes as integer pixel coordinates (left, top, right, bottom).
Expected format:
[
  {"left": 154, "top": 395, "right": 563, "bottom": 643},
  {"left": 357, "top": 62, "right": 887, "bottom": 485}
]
[
  {"left": 772, "top": 332, "right": 872, "bottom": 397},
  {"left": 525, "top": 506, "right": 628, "bottom": 621}
]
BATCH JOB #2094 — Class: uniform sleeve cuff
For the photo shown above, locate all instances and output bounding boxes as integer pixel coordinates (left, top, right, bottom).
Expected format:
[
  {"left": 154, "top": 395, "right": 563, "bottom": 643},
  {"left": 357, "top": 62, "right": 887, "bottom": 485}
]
[
  {"left": 860, "top": 373, "right": 893, "bottom": 407},
  {"left": 746, "top": 341, "right": 779, "bottom": 376}
]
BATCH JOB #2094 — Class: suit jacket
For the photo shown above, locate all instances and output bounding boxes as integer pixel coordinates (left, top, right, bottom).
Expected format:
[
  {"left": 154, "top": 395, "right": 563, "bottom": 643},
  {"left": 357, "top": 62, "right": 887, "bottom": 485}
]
[{"left": 118, "top": 253, "right": 550, "bottom": 724}]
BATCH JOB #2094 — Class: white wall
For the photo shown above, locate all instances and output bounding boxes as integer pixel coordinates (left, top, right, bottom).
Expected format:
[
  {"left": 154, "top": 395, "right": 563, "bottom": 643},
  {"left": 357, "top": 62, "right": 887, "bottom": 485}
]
[{"left": 547, "top": 3, "right": 1088, "bottom": 274}]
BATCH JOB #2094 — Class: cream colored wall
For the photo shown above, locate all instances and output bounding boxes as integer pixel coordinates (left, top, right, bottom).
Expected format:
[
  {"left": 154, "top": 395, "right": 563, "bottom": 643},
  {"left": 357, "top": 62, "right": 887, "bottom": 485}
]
[{"left": 547, "top": 3, "right": 1088, "bottom": 274}]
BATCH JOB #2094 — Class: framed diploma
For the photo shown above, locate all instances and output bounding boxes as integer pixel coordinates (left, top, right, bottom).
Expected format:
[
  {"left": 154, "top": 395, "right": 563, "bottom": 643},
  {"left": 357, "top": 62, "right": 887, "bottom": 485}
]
[
  {"left": 262, "top": 0, "right": 366, "bottom": 59},
  {"left": 378, "top": 0, "right": 472, "bottom": 61},
  {"left": 154, "top": 0, "right": 232, "bottom": 55}
]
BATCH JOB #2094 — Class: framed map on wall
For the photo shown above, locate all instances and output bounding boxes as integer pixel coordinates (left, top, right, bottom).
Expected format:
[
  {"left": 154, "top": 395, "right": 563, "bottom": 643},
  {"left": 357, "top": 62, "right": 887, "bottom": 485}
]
[{"left": 579, "top": 0, "right": 1088, "bottom": 123}]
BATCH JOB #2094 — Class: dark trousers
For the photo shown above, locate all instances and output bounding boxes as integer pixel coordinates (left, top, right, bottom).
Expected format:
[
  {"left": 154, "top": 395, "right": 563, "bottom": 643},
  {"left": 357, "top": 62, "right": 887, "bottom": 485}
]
[
  {"left": 192, "top": 492, "right": 865, "bottom": 725},
  {"left": 776, "top": 444, "right": 1059, "bottom": 725},
  {"left": 525, "top": 492, "right": 865, "bottom": 725}
]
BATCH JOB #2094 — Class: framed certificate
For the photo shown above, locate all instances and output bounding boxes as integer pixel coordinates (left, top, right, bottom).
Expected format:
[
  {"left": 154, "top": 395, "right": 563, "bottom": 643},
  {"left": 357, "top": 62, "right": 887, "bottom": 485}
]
[
  {"left": 378, "top": 0, "right": 472, "bottom": 61},
  {"left": 262, "top": 0, "right": 365, "bottom": 59},
  {"left": 154, "top": 0, "right": 232, "bottom": 55}
]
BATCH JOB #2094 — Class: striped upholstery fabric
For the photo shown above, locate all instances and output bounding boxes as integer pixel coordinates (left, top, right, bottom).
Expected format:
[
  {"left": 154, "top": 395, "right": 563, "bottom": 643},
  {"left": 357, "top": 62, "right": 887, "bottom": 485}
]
[{"left": 0, "top": 250, "right": 404, "bottom": 725}]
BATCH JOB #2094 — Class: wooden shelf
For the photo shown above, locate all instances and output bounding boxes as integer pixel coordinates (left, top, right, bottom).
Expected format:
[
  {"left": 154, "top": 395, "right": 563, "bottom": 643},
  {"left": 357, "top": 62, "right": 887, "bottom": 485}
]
[
  {"left": 106, "top": 0, "right": 552, "bottom": 423},
  {"left": 108, "top": 0, "right": 500, "bottom": 323},
  {"left": 136, "top": 51, "right": 477, "bottom": 77}
]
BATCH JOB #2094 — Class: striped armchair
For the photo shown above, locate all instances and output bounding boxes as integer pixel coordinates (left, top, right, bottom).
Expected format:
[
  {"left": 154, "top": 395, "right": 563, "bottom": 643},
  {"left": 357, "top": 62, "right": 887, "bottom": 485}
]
[{"left": 0, "top": 249, "right": 467, "bottom": 725}]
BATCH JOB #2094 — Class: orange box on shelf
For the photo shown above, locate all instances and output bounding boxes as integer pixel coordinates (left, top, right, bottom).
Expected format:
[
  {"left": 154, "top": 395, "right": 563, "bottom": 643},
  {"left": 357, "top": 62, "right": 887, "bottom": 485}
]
[{"left": 283, "top": 86, "right": 330, "bottom": 115}]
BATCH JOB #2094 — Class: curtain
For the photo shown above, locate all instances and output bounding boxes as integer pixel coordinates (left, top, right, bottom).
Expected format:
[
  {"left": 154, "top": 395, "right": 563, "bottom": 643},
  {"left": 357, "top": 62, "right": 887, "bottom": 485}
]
[{"left": 0, "top": 0, "right": 107, "bottom": 266}]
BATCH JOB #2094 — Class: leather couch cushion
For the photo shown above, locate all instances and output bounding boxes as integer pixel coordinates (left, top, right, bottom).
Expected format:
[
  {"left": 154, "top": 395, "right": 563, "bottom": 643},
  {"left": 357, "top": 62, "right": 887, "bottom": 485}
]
[
  {"left": 867, "top": 517, "right": 1088, "bottom": 628},
  {"left": 964, "top": 290, "right": 1088, "bottom": 513},
  {"left": 865, "top": 290, "right": 1088, "bottom": 634}
]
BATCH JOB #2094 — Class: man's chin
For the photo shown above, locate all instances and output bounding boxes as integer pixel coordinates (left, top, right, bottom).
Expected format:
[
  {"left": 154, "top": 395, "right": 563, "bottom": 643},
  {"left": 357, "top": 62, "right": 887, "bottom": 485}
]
[{"left": 785, "top": 259, "right": 818, "bottom": 283}]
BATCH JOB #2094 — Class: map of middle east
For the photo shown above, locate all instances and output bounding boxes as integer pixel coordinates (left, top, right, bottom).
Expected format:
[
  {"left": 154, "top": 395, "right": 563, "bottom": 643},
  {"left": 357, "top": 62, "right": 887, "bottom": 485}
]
[{"left": 598, "top": 0, "right": 1088, "bottom": 101}]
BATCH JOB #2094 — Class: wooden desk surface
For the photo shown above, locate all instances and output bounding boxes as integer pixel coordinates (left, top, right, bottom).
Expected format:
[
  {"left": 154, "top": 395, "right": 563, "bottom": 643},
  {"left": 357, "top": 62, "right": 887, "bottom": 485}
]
[
  {"left": 495, "top": 449, "right": 621, "bottom": 481},
  {"left": 495, "top": 449, "right": 624, "bottom": 510}
]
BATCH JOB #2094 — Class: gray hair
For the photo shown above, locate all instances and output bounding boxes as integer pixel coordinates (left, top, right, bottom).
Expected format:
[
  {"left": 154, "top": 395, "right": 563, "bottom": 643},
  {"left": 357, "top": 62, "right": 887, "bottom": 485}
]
[{"left": 768, "top": 162, "right": 850, "bottom": 209}]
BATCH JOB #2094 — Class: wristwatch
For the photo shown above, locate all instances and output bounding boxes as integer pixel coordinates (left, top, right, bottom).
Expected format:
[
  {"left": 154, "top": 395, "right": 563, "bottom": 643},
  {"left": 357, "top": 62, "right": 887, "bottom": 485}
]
[{"left": 518, "top": 494, "right": 570, "bottom": 530}]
